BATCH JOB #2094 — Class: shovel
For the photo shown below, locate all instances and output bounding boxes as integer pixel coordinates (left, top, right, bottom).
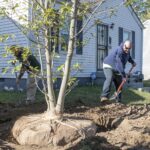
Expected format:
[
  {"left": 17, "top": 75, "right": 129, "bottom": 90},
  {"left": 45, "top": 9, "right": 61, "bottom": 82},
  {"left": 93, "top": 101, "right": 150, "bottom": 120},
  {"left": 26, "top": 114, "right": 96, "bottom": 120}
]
[
  {"left": 12, "top": 62, "right": 23, "bottom": 92},
  {"left": 110, "top": 66, "right": 135, "bottom": 101},
  {"left": 15, "top": 72, "right": 21, "bottom": 91}
]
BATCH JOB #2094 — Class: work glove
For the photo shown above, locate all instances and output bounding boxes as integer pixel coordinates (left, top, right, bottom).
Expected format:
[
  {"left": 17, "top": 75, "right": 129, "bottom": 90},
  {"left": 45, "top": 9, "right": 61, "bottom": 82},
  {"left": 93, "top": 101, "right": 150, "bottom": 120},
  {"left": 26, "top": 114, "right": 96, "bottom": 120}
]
[
  {"left": 122, "top": 77, "right": 127, "bottom": 82},
  {"left": 121, "top": 71, "right": 126, "bottom": 79},
  {"left": 11, "top": 60, "right": 17, "bottom": 65},
  {"left": 132, "top": 62, "right": 136, "bottom": 67}
]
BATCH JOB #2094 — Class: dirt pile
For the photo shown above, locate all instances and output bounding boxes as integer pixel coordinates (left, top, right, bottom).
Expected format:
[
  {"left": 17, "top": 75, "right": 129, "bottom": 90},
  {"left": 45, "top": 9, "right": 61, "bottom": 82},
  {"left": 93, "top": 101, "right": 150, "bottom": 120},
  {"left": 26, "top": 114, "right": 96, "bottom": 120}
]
[
  {"left": 0, "top": 102, "right": 150, "bottom": 150},
  {"left": 98, "top": 113, "right": 150, "bottom": 150}
]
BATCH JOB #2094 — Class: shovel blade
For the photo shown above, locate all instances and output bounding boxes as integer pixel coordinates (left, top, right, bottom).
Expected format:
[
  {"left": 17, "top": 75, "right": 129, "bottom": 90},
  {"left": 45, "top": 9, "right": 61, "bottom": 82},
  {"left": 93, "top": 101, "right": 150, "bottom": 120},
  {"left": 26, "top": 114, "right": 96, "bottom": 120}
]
[
  {"left": 110, "top": 95, "right": 117, "bottom": 100},
  {"left": 109, "top": 92, "right": 120, "bottom": 100}
]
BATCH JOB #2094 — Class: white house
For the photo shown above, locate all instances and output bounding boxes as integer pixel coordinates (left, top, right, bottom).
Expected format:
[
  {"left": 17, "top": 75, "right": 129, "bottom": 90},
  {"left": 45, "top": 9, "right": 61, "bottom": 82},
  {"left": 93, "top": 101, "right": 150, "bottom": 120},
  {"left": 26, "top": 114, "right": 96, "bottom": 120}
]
[
  {"left": 143, "top": 20, "right": 150, "bottom": 80},
  {"left": 0, "top": 0, "right": 144, "bottom": 89}
]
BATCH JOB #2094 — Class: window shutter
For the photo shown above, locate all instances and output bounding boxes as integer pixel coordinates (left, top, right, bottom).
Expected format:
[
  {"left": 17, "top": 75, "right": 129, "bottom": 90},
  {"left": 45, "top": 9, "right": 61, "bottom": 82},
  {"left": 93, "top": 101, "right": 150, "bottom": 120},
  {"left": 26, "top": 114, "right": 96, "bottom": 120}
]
[
  {"left": 51, "top": 12, "right": 59, "bottom": 53},
  {"left": 51, "top": 28, "right": 59, "bottom": 53},
  {"left": 118, "top": 27, "right": 123, "bottom": 45},
  {"left": 51, "top": 28, "right": 54, "bottom": 52},
  {"left": 55, "top": 28, "right": 59, "bottom": 53},
  {"left": 132, "top": 31, "right": 135, "bottom": 59},
  {"left": 76, "top": 19, "right": 83, "bottom": 55}
]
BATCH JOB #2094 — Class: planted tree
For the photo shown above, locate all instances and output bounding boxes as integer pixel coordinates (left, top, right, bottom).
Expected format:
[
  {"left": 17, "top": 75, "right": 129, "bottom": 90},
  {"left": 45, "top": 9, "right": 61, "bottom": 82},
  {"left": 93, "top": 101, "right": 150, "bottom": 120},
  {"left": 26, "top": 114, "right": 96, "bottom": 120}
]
[{"left": 0, "top": 0, "right": 104, "bottom": 117}]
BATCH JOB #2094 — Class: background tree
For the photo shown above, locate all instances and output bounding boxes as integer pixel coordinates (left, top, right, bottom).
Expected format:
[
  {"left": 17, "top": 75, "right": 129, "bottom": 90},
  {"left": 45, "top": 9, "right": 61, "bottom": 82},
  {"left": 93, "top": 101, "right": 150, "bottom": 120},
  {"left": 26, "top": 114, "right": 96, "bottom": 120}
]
[{"left": 130, "top": 0, "right": 150, "bottom": 22}]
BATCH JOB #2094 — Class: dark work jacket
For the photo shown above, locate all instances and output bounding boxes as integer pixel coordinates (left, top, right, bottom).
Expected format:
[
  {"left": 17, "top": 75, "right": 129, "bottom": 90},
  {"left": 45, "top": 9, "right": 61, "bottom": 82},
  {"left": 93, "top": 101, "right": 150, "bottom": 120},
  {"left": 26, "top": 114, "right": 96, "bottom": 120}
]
[
  {"left": 16, "top": 52, "right": 41, "bottom": 79},
  {"left": 103, "top": 43, "right": 135, "bottom": 77}
]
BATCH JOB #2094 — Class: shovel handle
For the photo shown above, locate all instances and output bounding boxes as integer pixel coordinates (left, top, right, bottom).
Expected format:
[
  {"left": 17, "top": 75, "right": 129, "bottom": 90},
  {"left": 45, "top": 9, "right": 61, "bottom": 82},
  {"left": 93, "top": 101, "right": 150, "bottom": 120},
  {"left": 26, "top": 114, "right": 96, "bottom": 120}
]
[
  {"left": 116, "top": 79, "right": 126, "bottom": 93},
  {"left": 12, "top": 63, "right": 21, "bottom": 91},
  {"left": 126, "top": 66, "right": 135, "bottom": 77},
  {"left": 116, "top": 66, "right": 135, "bottom": 94}
]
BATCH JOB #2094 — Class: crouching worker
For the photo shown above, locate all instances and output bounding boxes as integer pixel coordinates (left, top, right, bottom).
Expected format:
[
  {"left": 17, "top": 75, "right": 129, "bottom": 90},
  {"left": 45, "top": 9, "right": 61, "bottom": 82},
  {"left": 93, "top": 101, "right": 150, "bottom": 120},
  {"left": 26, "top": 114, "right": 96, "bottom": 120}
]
[{"left": 10, "top": 45, "right": 41, "bottom": 105}]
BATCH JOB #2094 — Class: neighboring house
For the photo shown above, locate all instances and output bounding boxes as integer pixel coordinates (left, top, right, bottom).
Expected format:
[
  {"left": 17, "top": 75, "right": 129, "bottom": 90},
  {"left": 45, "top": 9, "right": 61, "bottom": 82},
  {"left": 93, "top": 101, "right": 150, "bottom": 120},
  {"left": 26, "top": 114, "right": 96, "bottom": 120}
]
[
  {"left": 143, "top": 20, "right": 150, "bottom": 80},
  {"left": 0, "top": 0, "right": 144, "bottom": 89}
]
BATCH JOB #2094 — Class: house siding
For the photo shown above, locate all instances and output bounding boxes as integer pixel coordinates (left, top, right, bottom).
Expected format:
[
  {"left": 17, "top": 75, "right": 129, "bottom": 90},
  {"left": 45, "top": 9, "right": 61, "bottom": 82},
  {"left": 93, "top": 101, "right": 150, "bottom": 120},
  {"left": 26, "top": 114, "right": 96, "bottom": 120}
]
[
  {"left": 0, "top": 17, "right": 28, "bottom": 78},
  {"left": 0, "top": 0, "right": 143, "bottom": 81},
  {"left": 67, "top": 0, "right": 143, "bottom": 78},
  {"left": 143, "top": 20, "right": 150, "bottom": 80},
  {"left": 0, "top": 0, "right": 29, "bottom": 79}
]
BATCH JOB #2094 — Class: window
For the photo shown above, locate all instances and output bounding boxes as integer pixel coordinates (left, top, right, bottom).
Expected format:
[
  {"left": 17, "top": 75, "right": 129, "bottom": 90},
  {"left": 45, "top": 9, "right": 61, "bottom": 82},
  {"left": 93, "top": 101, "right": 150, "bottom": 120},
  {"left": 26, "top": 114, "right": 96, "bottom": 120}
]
[
  {"left": 118, "top": 27, "right": 135, "bottom": 58},
  {"left": 76, "top": 19, "right": 83, "bottom": 55},
  {"left": 51, "top": 12, "right": 59, "bottom": 53},
  {"left": 123, "top": 29, "right": 132, "bottom": 41},
  {"left": 61, "top": 33, "right": 69, "bottom": 51}
]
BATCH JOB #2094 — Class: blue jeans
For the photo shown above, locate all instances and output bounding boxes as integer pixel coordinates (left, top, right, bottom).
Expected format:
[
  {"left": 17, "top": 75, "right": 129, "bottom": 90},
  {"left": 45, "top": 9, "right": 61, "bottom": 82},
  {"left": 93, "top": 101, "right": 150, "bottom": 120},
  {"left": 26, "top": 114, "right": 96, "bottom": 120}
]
[{"left": 101, "top": 68, "right": 122, "bottom": 99}]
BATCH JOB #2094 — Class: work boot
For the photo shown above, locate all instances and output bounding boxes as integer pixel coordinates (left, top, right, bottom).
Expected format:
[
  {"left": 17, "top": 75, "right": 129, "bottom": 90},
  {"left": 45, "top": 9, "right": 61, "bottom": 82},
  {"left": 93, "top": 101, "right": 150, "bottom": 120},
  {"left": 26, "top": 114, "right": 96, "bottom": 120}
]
[
  {"left": 116, "top": 97, "right": 122, "bottom": 103},
  {"left": 116, "top": 94, "right": 122, "bottom": 103},
  {"left": 100, "top": 96, "right": 109, "bottom": 102},
  {"left": 25, "top": 99, "right": 35, "bottom": 105},
  {"left": 25, "top": 100, "right": 31, "bottom": 105}
]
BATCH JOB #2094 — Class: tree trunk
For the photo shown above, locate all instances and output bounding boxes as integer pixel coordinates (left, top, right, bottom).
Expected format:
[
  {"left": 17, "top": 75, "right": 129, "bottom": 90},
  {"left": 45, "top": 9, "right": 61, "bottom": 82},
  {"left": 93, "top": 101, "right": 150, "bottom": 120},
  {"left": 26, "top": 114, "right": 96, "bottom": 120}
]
[
  {"left": 45, "top": 28, "right": 56, "bottom": 112},
  {"left": 56, "top": 0, "right": 78, "bottom": 114}
]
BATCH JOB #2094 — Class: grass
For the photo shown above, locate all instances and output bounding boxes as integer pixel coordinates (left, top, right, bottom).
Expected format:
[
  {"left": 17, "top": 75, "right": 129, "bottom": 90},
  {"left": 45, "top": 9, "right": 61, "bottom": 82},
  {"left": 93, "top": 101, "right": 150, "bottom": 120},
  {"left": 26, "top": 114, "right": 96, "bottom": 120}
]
[
  {"left": 0, "top": 84, "right": 150, "bottom": 106},
  {"left": 143, "top": 79, "right": 150, "bottom": 87},
  {"left": 65, "top": 86, "right": 150, "bottom": 106},
  {"left": 123, "top": 88, "right": 150, "bottom": 104},
  {"left": 0, "top": 90, "right": 44, "bottom": 104},
  {"left": 65, "top": 86, "right": 102, "bottom": 107}
]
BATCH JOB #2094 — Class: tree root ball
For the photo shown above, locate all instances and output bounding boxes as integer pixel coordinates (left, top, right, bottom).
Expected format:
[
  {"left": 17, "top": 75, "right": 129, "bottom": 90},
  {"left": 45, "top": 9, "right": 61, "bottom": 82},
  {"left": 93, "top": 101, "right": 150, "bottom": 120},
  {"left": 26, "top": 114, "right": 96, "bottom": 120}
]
[{"left": 12, "top": 113, "right": 97, "bottom": 146}]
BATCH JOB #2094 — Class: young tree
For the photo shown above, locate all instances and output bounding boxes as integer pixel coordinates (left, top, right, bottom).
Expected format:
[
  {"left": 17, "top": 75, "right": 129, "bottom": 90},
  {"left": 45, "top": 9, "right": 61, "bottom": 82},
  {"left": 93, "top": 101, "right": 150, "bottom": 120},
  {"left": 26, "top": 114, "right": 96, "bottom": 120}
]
[
  {"left": 0, "top": 0, "right": 106, "bottom": 118},
  {"left": 0, "top": 0, "right": 105, "bottom": 146}
]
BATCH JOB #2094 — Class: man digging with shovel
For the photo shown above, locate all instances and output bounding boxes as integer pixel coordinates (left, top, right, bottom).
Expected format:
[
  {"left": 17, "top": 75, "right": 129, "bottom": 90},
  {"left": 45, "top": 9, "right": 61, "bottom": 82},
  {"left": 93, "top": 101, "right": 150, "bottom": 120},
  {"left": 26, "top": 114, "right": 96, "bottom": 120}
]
[
  {"left": 100, "top": 40, "right": 136, "bottom": 103},
  {"left": 10, "top": 45, "right": 41, "bottom": 105}
]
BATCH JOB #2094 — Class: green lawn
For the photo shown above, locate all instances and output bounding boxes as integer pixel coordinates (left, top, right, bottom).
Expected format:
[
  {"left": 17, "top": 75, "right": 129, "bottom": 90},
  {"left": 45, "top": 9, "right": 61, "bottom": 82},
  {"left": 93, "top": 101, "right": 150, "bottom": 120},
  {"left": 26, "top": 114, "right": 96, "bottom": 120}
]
[
  {"left": 0, "top": 90, "right": 44, "bottom": 104},
  {"left": 143, "top": 80, "right": 150, "bottom": 87},
  {"left": 0, "top": 85, "right": 150, "bottom": 106},
  {"left": 65, "top": 86, "right": 150, "bottom": 106}
]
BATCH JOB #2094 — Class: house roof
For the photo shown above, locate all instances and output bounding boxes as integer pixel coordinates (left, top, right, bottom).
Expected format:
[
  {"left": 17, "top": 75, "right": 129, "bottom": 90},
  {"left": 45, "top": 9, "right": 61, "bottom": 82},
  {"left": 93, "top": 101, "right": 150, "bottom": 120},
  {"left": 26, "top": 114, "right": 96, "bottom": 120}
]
[
  {"left": 80, "top": 0, "right": 144, "bottom": 29},
  {"left": 128, "top": 5, "right": 144, "bottom": 29}
]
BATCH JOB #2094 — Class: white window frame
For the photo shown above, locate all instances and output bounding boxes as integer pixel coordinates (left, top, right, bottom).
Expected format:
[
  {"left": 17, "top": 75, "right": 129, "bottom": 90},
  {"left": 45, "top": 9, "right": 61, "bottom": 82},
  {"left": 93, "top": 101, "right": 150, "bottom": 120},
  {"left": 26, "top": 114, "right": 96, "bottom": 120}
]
[{"left": 123, "top": 29, "right": 134, "bottom": 58}]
